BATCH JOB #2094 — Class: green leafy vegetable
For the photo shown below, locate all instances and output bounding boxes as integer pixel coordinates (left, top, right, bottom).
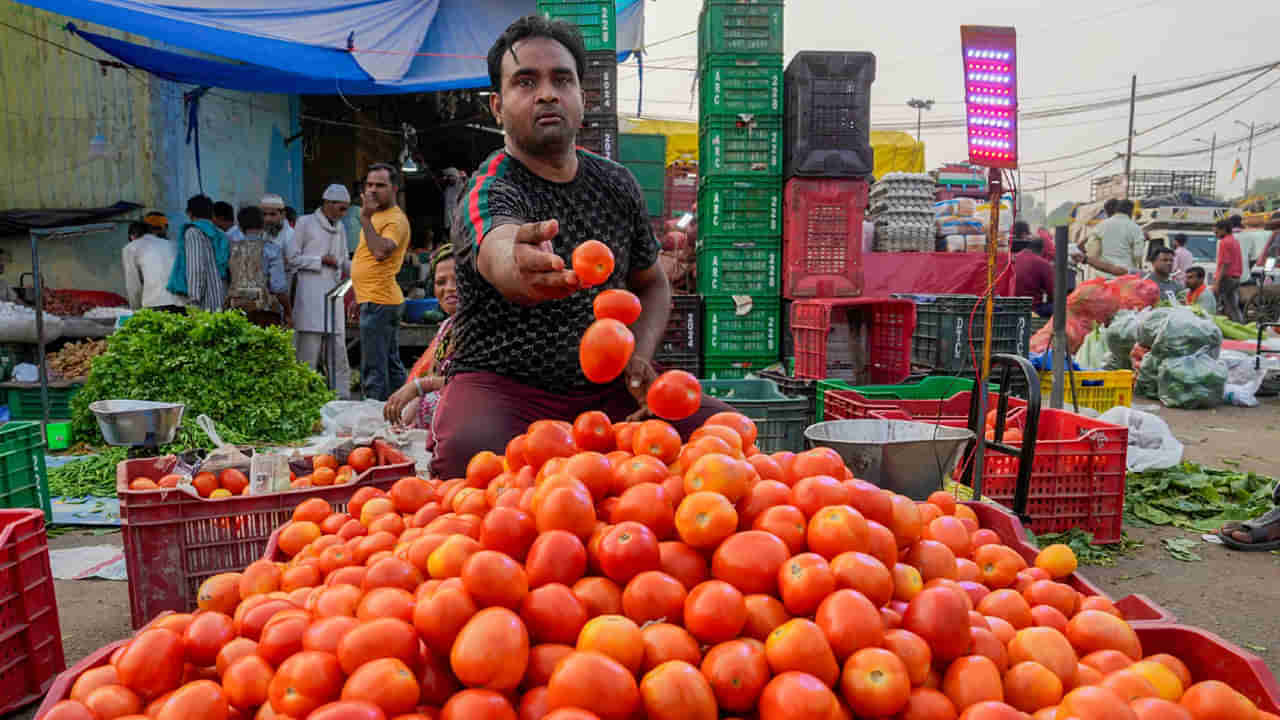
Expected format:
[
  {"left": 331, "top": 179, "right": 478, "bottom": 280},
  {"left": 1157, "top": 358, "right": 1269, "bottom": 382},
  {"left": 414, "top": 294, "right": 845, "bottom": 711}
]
[
  {"left": 71, "top": 309, "right": 333, "bottom": 448},
  {"left": 1126, "top": 462, "right": 1276, "bottom": 534},
  {"left": 1162, "top": 537, "right": 1203, "bottom": 562},
  {"left": 1027, "top": 528, "right": 1143, "bottom": 568}
]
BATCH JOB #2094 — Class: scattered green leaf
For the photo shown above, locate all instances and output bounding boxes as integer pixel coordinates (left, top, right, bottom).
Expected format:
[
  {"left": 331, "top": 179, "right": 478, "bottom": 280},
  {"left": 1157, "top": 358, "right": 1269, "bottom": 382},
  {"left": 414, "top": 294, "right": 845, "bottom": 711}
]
[
  {"left": 1125, "top": 462, "right": 1277, "bottom": 534},
  {"left": 1162, "top": 536, "right": 1203, "bottom": 562},
  {"left": 1244, "top": 642, "right": 1268, "bottom": 653},
  {"left": 1028, "top": 528, "right": 1143, "bottom": 567}
]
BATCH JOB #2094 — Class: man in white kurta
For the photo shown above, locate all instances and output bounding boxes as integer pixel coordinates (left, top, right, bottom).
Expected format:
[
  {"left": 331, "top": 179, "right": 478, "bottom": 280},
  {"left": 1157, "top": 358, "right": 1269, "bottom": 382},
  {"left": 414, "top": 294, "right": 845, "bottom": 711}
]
[{"left": 290, "top": 185, "right": 353, "bottom": 398}]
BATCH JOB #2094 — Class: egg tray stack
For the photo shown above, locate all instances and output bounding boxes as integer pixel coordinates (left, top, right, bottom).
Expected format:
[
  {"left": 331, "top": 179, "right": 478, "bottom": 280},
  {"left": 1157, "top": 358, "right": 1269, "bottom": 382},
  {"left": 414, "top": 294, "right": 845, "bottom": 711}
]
[{"left": 869, "top": 172, "right": 936, "bottom": 253}]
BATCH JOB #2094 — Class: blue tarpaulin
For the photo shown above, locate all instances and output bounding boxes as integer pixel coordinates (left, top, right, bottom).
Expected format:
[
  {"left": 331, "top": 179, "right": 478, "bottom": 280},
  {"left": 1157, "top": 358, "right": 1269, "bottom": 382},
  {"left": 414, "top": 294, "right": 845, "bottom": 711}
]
[{"left": 18, "top": 0, "right": 644, "bottom": 94}]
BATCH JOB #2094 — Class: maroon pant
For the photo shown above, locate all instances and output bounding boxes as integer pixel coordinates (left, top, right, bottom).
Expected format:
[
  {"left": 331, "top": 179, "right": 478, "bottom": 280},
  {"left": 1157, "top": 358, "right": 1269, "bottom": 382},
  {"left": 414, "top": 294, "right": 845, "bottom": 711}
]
[{"left": 430, "top": 371, "right": 735, "bottom": 480}]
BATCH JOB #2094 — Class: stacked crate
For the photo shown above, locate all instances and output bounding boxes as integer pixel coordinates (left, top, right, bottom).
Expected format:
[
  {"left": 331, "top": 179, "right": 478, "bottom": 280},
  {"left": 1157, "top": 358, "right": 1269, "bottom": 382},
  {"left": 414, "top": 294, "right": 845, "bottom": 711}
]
[
  {"left": 697, "top": 0, "right": 785, "bottom": 380},
  {"left": 538, "top": 0, "right": 618, "bottom": 159}
]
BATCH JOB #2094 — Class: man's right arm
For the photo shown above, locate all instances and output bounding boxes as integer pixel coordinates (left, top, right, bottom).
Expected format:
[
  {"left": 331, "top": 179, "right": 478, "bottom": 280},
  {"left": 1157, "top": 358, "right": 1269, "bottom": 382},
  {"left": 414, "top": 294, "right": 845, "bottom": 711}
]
[{"left": 476, "top": 220, "right": 579, "bottom": 305}]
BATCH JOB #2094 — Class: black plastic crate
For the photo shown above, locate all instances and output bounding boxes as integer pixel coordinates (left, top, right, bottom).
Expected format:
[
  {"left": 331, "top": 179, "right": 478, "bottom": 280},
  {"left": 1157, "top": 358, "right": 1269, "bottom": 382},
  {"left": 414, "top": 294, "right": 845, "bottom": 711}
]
[
  {"left": 758, "top": 369, "right": 816, "bottom": 424},
  {"left": 892, "top": 294, "right": 1034, "bottom": 373},
  {"left": 655, "top": 352, "right": 702, "bottom": 378},
  {"left": 661, "top": 294, "right": 702, "bottom": 356},
  {"left": 784, "top": 51, "right": 876, "bottom": 179},
  {"left": 582, "top": 51, "right": 618, "bottom": 116},
  {"left": 578, "top": 114, "right": 618, "bottom": 160}
]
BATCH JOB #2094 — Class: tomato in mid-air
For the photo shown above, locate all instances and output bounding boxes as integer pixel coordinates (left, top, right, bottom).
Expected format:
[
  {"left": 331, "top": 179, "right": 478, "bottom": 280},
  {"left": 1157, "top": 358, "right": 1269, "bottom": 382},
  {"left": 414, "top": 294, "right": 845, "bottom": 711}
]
[
  {"left": 594, "top": 288, "right": 642, "bottom": 324},
  {"left": 646, "top": 370, "right": 702, "bottom": 422},
  {"left": 572, "top": 240, "right": 616, "bottom": 287},
  {"left": 579, "top": 319, "right": 635, "bottom": 384}
]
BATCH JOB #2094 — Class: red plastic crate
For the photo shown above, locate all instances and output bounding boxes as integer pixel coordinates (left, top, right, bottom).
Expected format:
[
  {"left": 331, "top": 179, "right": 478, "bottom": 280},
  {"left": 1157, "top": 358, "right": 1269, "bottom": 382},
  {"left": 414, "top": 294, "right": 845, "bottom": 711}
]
[
  {"left": 792, "top": 298, "right": 915, "bottom": 383},
  {"left": 822, "top": 389, "right": 1027, "bottom": 427},
  {"left": 0, "top": 509, "right": 64, "bottom": 715},
  {"left": 783, "top": 177, "right": 867, "bottom": 299},
  {"left": 1133, "top": 624, "right": 1280, "bottom": 713},
  {"left": 964, "top": 501, "right": 1176, "bottom": 626},
  {"left": 664, "top": 167, "right": 697, "bottom": 217},
  {"left": 116, "top": 456, "right": 414, "bottom": 628},
  {"left": 976, "top": 408, "right": 1128, "bottom": 544}
]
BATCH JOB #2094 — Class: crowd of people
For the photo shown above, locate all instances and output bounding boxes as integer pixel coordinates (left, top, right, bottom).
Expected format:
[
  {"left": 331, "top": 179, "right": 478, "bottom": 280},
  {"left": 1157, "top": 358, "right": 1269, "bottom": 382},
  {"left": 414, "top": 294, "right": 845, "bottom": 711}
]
[
  {"left": 1009, "top": 197, "right": 1265, "bottom": 322},
  {"left": 121, "top": 164, "right": 418, "bottom": 403}
]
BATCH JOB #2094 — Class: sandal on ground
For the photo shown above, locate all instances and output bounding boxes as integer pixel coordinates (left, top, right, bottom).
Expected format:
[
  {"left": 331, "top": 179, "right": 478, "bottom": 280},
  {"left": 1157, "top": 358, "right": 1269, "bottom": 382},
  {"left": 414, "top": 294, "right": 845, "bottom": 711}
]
[{"left": 1218, "top": 506, "right": 1280, "bottom": 551}]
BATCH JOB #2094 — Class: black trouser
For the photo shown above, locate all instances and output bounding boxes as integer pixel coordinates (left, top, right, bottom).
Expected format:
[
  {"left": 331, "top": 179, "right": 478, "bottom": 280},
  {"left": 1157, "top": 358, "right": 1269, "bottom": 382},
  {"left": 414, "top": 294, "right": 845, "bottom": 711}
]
[{"left": 359, "top": 302, "right": 406, "bottom": 401}]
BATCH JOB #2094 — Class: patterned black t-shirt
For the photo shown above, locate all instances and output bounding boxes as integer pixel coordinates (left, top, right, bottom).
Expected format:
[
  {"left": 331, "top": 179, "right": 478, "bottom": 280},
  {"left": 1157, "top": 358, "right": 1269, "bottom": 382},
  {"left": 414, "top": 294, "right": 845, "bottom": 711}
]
[{"left": 450, "top": 148, "right": 660, "bottom": 392}]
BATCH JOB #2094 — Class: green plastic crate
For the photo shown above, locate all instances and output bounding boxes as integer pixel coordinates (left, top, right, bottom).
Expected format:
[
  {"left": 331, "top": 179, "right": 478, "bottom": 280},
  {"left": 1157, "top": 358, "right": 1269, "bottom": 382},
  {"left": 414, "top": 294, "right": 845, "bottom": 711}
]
[
  {"left": 619, "top": 133, "right": 666, "bottom": 164},
  {"left": 698, "top": 0, "right": 784, "bottom": 57},
  {"left": 702, "top": 357, "right": 777, "bottom": 381},
  {"left": 0, "top": 422, "right": 50, "bottom": 518},
  {"left": 705, "top": 296, "right": 780, "bottom": 360},
  {"left": 5, "top": 384, "right": 82, "bottom": 421},
  {"left": 698, "top": 177, "right": 782, "bottom": 237},
  {"left": 700, "top": 58, "right": 783, "bottom": 117},
  {"left": 699, "top": 115, "right": 783, "bottom": 179},
  {"left": 701, "top": 378, "right": 808, "bottom": 452},
  {"left": 537, "top": 0, "right": 615, "bottom": 51},
  {"left": 815, "top": 376, "right": 991, "bottom": 422},
  {"left": 696, "top": 236, "right": 780, "bottom": 297}
]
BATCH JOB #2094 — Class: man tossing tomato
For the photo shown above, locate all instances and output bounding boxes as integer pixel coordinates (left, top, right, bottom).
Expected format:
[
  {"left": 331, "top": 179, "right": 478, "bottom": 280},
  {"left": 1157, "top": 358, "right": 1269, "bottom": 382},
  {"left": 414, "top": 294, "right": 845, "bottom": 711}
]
[{"left": 429, "top": 15, "right": 734, "bottom": 481}]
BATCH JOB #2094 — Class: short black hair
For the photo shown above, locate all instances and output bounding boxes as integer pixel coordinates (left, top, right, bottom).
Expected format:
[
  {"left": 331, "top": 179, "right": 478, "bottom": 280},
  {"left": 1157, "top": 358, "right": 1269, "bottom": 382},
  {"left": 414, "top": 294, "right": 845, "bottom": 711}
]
[
  {"left": 1118, "top": 199, "right": 1135, "bottom": 216},
  {"left": 238, "top": 206, "right": 264, "bottom": 232},
  {"left": 1153, "top": 246, "right": 1175, "bottom": 259},
  {"left": 213, "top": 201, "right": 234, "bottom": 222},
  {"left": 1230, "top": 214, "right": 1244, "bottom": 228},
  {"left": 187, "top": 194, "right": 213, "bottom": 219},
  {"left": 1173, "top": 233, "right": 1187, "bottom": 246},
  {"left": 1012, "top": 220, "right": 1031, "bottom": 238},
  {"left": 367, "top": 163, "right": 401, "bottom": 190},
  {"left": 1187, "top": 266, "right": 1206, "bottom": 279},
  {"left": 488, "top": 14, "right": 587, "bottom": 93},
  {"left": 1215, "top": 218, "right": 1233, "bottom": 233},
  {"left": 1103, "top": 198, "right": 1118, "bottom": 216},
  {"left": 128, "top": 221, "right": 149, "bottom": 239},
  {"left": 284, "top": 206, "right": 297, "bottom": 223}
]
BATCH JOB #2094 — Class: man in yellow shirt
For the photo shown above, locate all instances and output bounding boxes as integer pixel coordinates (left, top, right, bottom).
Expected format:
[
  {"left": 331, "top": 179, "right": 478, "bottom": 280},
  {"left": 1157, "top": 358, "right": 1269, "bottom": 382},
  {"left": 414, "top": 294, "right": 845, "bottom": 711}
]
[{"left": 351, "top": 163, "right": 412, "bottom": 400}]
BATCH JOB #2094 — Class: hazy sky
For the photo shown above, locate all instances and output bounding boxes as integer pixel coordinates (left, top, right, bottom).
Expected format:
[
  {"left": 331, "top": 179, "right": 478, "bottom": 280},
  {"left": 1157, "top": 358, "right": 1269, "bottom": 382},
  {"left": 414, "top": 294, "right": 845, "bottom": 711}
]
[{"left": 617, "top": 0, "right": 1280, "bottom": 209}]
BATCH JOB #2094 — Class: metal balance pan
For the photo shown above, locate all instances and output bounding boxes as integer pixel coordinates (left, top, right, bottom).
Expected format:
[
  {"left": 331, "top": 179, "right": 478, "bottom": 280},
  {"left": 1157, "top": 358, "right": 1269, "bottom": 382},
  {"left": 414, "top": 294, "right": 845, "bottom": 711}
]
[{"left": 804, "top": 419, "right": 974, "bottom": 500}]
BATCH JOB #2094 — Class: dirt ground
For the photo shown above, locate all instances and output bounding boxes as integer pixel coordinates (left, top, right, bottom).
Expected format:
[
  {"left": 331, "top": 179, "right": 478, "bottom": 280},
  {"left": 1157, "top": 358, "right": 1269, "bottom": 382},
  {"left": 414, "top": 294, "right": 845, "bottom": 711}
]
[{"left": 14, "top": 399, "right": 1280, "bottom": 718}]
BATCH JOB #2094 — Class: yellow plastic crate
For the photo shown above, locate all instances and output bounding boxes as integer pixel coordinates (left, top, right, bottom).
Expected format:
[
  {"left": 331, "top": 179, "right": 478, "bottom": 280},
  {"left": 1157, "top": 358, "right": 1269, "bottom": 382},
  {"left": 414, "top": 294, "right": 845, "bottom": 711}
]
[{"left": 1039, "top": 370, "right": 1133, "bottom": 414}]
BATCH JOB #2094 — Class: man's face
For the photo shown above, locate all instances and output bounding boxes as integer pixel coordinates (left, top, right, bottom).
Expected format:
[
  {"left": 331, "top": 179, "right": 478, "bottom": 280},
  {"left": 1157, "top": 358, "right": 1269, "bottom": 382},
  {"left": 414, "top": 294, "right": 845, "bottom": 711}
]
[
  {"left": 212, "top": 217, "right": 233, "bottom": 232},
  {"left": 490, "top": 36, "right": 585, "bottom": 157},
  {"left": 364, "top": 169, "right": 395, "bottom": 211},
  {"left": 1153, "top": 253, "right": 1174, "bottom": 276},
  {"left": 1187, "top": 271, "right": 1203, "bottom": 290},
  {"left": 263, "top": 207, "right": 284, "bottom": 231},
  {"left": 322, "top": 200, "right": 349, "bottom": 223},
  {"left": 1215, "top": 227, "right": 1227, "bottom": 239}
]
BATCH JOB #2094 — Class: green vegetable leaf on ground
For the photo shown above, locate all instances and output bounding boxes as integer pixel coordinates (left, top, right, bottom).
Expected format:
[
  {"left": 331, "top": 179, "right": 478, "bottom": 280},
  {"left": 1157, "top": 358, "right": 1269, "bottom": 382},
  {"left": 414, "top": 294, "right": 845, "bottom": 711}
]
[
  {"left": 1125, "top": 462, "right": 1276, "bottom": 535},
  {"left": 1162, "top": 536, "right": 1203, "bottom": 562},
  {"left": 1028, "top": 528, "right": 1143, "bottom": 567}
]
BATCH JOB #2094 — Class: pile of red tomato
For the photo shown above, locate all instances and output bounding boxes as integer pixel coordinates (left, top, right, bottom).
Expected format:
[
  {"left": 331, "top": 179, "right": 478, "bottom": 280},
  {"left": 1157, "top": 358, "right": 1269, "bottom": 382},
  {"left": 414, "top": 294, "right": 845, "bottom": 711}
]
[{"left": 43, "top": 410, "right": 1276, "bottom": 720}]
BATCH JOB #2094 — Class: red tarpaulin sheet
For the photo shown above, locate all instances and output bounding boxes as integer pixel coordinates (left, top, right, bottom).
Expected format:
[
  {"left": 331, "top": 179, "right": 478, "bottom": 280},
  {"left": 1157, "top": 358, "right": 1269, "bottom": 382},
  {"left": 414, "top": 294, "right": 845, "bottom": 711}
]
[{"left": 862, "top": 252, "right": 1015, "bottom": 297}]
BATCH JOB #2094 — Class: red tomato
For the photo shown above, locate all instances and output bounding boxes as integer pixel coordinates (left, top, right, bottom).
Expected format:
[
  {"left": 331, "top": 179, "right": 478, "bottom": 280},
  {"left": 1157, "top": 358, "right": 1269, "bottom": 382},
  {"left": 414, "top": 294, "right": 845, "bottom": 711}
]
[
  {"left": 155, "top": 680, "right": 229, "bottom": 720},
  {"left": 646, "top": 371, "right": 702, "bottom": 421},
  {"left": 639, "top": 660, "right": 717, "bottom": 720},
  {"left": 593, "top": 289, "right": 642, "bottom": 324},
  {"left": 597, "top": 521, "right": 662, "bottom": 585},
  {"left": 268, "top": 651, "right": 344, "bottom": 717},
  {"left": 573, "top": 240, "right": 616, "bottom": 287},
  {"left": 580, "top": 319, "right": 635, "bottom": 384},
  {"left": 116, "top": 628, "right": 185, "bottom": 700}
]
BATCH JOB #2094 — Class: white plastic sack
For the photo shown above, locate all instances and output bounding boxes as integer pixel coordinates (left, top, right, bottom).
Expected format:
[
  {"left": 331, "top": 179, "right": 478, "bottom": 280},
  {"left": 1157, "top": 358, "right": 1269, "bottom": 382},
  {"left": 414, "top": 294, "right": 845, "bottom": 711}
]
[
  {"left": 1073, "top": 325, "right": 1109, "bottom": 370},
  {"left": 1099, "top": 406, "right": 1184, "bottom": 472},
  {"left": 1220, "top": 350, "right": 1269, "bottom": 407},
  {"left": 321, "top": 400, "right": 390, "bottom": 440}
]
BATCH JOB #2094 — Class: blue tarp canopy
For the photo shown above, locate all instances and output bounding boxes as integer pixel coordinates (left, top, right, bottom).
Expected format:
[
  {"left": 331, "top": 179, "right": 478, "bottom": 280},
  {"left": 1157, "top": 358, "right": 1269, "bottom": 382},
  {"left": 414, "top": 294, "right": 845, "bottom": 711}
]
[{"left": 17, "top": 0, "right": 643, "bottom": 94}]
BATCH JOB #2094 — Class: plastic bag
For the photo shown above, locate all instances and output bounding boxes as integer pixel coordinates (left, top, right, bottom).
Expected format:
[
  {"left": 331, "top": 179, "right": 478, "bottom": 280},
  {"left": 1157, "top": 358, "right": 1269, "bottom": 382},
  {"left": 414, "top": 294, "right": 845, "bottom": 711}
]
[
  {"left": 194, "top": 414, "right": 252, "bottom": 475},
  {"left": 1150, "top": 307, "right": 1223, "bottom": 360},
  {"left": 1219, "top": 350, "right": 1268, "bottom": 407},
  {"left": 1104, "top": 310, "right": 1141, "bottom": 367},
  {"left": 1067, "top": 278, "right": 1120, "bottom": 324},
  {"left": 1136, "top": 352, "right": 1161, "bottom": 399},
  {"left": 1099, "top": 406, "right": 1184, "bottom": 472},
  {"left": 1157, "top": 349, "right": 1228, "bottom": 409},
  {"left": 1107, "top": 275, "right": 1160, "bottom": 311},
  {"left": 1137, "top": 307, "right": 1176, "bottom": 348},
  {"left": 1074, "top": 323, "right": 1109, "bottom": 370}
]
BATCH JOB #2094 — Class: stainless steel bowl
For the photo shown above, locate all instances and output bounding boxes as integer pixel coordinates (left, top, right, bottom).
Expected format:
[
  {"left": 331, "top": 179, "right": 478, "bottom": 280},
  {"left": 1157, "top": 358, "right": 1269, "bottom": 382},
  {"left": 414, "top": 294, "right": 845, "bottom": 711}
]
[
  {"left": 804, "top": 419, "right": 975, "bottom": 500},
  {"left": 89, "top": 399, "right": 185, "bottom": 447}
]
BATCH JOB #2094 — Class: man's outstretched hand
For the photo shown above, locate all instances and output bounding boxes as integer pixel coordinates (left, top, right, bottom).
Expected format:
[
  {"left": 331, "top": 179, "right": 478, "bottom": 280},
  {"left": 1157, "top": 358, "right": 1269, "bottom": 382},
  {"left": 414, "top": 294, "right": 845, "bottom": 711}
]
[{"left": 511, "top": 219, "right": 579, "bottom": 304}]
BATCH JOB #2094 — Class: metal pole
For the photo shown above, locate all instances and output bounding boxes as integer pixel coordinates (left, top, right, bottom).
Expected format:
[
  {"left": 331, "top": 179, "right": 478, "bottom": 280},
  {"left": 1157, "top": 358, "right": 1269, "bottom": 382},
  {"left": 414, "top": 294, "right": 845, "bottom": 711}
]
[
  {"left": 29, "top": 232, "right": 50, "bottom": 429},
  {"left": 1051, "top": 225, "right": 1069, "bottom": 409},
  {"left": 916, "top": 108, "right": 923, "bottom": 143},
  {"left": 1244, "top": 122, "right": 1255, "bottom": 195},
  {"left": 1209, "top": 132, "right": 1216, "bottom": 175},
  {"left": 1123, "top": 74, "right": 1137, "bottom": 197},
  {"left": 972, "top": 168, "right": 1004, "bottom": 499}
]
